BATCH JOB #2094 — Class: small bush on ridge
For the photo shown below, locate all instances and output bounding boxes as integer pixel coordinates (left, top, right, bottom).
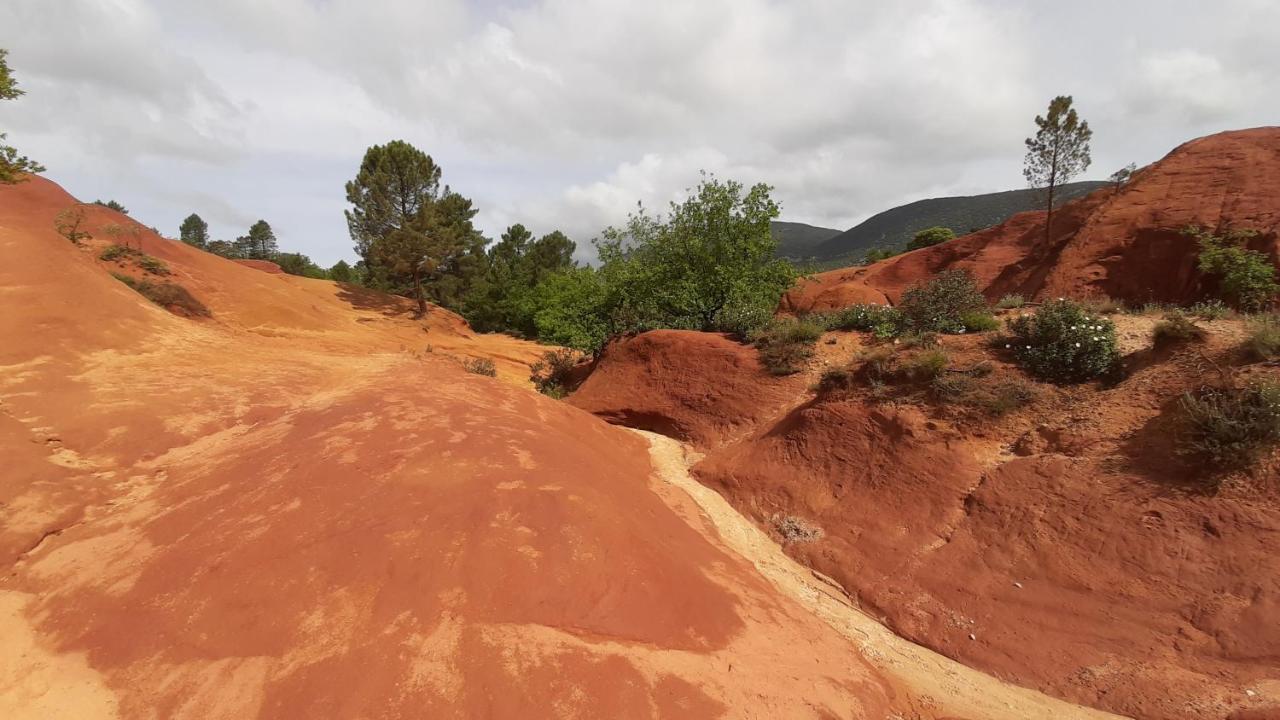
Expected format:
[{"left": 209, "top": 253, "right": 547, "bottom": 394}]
[
  {"left": 1243, "top": 315, "right": 1280, "bottom": 362},
  {"left": 751, "top": 317, "right": 825, "bottom": 375},
  {"left": 960, "top": 310, "right": 999, "bottom": 332},
  {"left": 1152, "top": 312, "right": 1205, "bottom": 346},
  {"left": 1006, "top": 299, "right": 1119, "bottom": 382},
  {"left": 100, "top": 244, "right": 140, "bottom": 262},
  {"left": 530, "top": 348, "right": 579, "bottom": 397},
  {"left": 996, "top": 294, "right": 1026, "bottom": 309},
  {"left": 111, "top": 273, "right": 210, "bottom": 317},
  {"left": 462, "top": 357, "right": 497, "bottom": 377}
]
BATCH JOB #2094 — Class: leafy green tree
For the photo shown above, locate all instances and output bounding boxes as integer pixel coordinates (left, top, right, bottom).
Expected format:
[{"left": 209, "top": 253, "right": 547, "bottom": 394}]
[
  {"left": 329, "top": 260, "right": 354, "bottom": 283},
  {"left": 345, "top": 141, "right": 483, "bottom": 314},
  {"left": 275, "top": 252, "right": 328, "bottom": 278},
  {"left": 1024, "top": 96, "right": 1092, "bottom": 243},
  {"left": 596, "top": 174, "right": 794, "bottom": 332},
  {"left": 907, "top": 226, "right": 955, "bottom": 251},
  {"left": 531, "top": 267, "right": 613, "bottom": 352},
  {"left": 1189, "top": 227, "right": 1279, "bottom": 311},
  {"left": 464, "top": 224, "right": 578, "bottom": 335},
  {"left": 179, "top": 213, "right": 209, "bottom": 248},
  {"left": 93, "top": 199, "right": 128, "bottom": 214},
  {"left": 1, "top": 48, "right": 44, "bottom": 184}
]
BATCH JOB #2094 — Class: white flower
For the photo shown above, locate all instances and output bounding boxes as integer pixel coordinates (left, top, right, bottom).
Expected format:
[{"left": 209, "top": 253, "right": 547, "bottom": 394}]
[
  {"left": 1025, "top": 345, "right": 1031, "bottom": 350},
  {"left": 1005, "top": 344, "right": 1011, "bottom": 349},
  {"left": 1075, "top": 342, "right": 1081, "bottom": 347}
]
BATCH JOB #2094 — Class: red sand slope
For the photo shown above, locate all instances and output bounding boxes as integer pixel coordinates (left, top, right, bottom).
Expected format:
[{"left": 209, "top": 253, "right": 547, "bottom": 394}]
[
  {"left": 785, "top": 127, "right": 1280, "bottom": 313},
  {"left": 0, "top": 176, "right": 923, "bottom": 719}
]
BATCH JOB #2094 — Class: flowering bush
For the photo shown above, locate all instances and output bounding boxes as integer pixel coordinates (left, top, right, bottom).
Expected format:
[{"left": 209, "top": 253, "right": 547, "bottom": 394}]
[
  {"left": 820, "top": 304, "right": 905, "bottom": 337},
  {"left": 1006, "top": 299, "right": 1118, "bottom": 382},
  {"left": 1180, "top": 382, "right": 1280, "bottom": 473}
]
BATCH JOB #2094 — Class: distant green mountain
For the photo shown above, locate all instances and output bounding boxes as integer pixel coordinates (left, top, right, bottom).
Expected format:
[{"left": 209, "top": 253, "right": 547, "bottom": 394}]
[
  {"left": 770, "top": 221, "right": 842, "bottom": 258},
  {"left": 810, "top": 181, "right": 1109, "bottom": 266}
]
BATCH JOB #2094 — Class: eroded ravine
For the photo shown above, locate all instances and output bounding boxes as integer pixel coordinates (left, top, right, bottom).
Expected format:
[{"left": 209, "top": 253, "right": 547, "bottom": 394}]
[{"left": 633, "top": 429, "right": 1124, "bottom": 720}]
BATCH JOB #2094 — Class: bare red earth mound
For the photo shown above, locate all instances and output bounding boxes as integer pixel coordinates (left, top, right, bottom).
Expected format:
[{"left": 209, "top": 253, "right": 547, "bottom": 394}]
[
  {"left": 568, "top": 330, "right": 801, "bottom": 447},
  {"left": 0, "top": 176, "right": 928, "bottom": 719},
  {"left": 786, "top": 127, "right": 1280, "bottom": 313}
]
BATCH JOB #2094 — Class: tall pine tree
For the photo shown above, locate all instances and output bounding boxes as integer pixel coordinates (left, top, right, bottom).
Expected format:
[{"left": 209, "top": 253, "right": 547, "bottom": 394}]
[{"left": 1024, "top": 96, "right": 1092, "bottom": 243}]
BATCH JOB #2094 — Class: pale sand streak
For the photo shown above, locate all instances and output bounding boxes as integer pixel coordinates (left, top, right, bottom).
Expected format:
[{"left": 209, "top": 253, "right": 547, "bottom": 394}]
[{"left": 634, "top": 428, "right": 1126, "bottom": 720}]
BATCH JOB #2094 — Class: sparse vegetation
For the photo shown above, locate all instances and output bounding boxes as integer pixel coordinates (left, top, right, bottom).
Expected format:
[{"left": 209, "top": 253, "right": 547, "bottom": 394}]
[
  {"left": 818, "top": 304, "right": 904, "bottom": 336},
  {"left": 93, "top": 199, "right": 128, "bottom": 214},
  {"left": 751, "top": 317, "right": 825, "bottom": 375},
  {"left": 54, "top": 207, "right": 90, "bottom": 244},
  {"left": 1190, "top": 299, "right": 1231, "bottom": 320},
  {"left": 996, "top": 294, "right": 1026, "bottom": 309},
  {"left": 112, "top": 273, "right": 210, "bottom": 317},
  {"left": 99, "top": 244, "right": 140, "bottom": 262},
  {"left": 1152, "top": 311, "right": 1205, "bottom": 346},
  {"left": 1083, "top": 296, "right": 1124, "bottom": 315},
  {"left": 462, "top": 357, "right": 497, "bottom": 377},
  {"left": 138, "top": 255, "right": 170, "bottom": 275},
  {"left": 1180, "top": 382, "right": 1280, "bottom": 474},
  {"left": 1243, "top": 315, "right": 1280, "bottom": 362},
  {"left": 770, "top": 514, "right": 824, "bottom": 544},
  {"left": 529, "top": 348, "right": 580, "bottom": 398},
  {"left": 1, "top": 48, "right": 44, "bottom": 184},
  {"left": 898, "top": 269, "right": 988, "bottom": 334},
  {"left": 906, "top": 226, "right": 955, "bottom": 251},
  {"left": 960, "top": 309, "right": 1000, "bottom": 332},
  {"left": 1007, "top": 299, "right": 1118, "bottom": 382},
  {"left": 1189, "top": 227, "right": 1279, "bottom": 312}
]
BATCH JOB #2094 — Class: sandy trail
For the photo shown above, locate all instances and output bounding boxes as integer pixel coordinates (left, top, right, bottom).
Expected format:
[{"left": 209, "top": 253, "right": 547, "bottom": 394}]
[{"left": 634, "top": 428, "right": 1125, "bottom": 720}]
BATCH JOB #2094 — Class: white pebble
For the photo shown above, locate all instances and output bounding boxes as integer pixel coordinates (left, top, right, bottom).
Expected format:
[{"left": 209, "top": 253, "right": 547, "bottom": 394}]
[{"left": 968, "top": 633, "right": 976, "bottom": 640}]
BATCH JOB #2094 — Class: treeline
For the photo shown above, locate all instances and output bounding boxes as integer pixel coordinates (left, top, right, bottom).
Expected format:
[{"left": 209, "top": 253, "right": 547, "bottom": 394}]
[
  {"left": 341, "top": 141, "right": 796, "bottom": 353},
  {"left": 177, "top": 214, "right": 338, "bottom": 280}
]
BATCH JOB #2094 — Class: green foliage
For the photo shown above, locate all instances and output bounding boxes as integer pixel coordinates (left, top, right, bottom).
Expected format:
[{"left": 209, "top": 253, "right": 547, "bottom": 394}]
[
  {"left": 750, "top": 317, "right": 824, "bottom": 375},
  {"left": 1024, "top": 96, "right": 1092, "bottom": 237},
  {"left": 906, "top": 226, "right": 955, "bottom": 251},
  {"left": 1190, "top": 299, "right": 1231, "bottom": 320},
  {"left": 862, "top": 247, "right": 897, "bottom": 264},
  {"left": 206, "top": 239, "right": 239, "bottom": 258},
  {"left": 1180, "top": 382, "right": 1280, "bottom": 474},
  {"left": 902, "top": 350, "right": 949, "bottom": 382},
  {"left": 54, "top": 207, "right": 89, "bottom": 244},
  {"left": 93, "top": 199, "right": 128, "bottom": 214},
  {"left": 112, "top": 273, "right": 210, "bottom": 317},
  {"left": 99, "top": 244, "right": 139, "bottom": 262},
  {"left": 137, "top": 255, "right": 170, "bottom": 275},
  {"left": 1189, "top": 227, "right": 1278, "bottom": 312},
  {"left": 996, "top": 294, "right": 1025, "bottom": 309},
  {"left": 328, "top": 260, "right": 354, "bottom": 283},
  {"left": 1243, "top": 315, "right": 1280, "bottom": 362},
  {"left": 898, "top": 269, "right": 988, "bottom": 333},
  {"left": 818, "top": 304, "right": 905, "bottom": 337},
  {"left": 274, "top": 252, "right": 327, "bottom": 279},
  {"left": 529, "top": 349, "right": 580, "bottom": 397},
  {"left": 1007, "top": 299, "right": 1119, "bottom": 382},
  {"left": 0, "top": 49, "right": 43, "bottom": 184},
  {"left": 463, "top": 224, "right": 577, "bottom": 336},
  {"left": 530, "top": 267, "right": 613, "bottom": 353},
  {"left": 179, "top": 213, "right": 209, "bottom": 249},
  {"left": 234, "top": 219, "right": 278, "bottom": 260},
  {"left": 595, "top": 174, "right": 795, "bottom": 334},
  {"left": 1152, "top": 311, "right": 1204, "bottom": 346},
  {"left": 462, "top": 357, "right": 497, "bottom": 377},
  {"left": 960, "top": 310, "right": 999, "bottom": 332},
  {"left": 345, "top": 141, "right": 484, "bottom": 314}
]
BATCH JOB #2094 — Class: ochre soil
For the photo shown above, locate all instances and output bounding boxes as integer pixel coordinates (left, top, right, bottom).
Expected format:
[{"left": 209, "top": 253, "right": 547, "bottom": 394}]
[
  {"left": 784, "top": 127, "right": 1280, "bottom": 314},
  {"left": 2, "top": 175, "right": 1128, "bottom": 718},
  {"left": 576, "top": 318, "right": 1280, "bottom": 720}
]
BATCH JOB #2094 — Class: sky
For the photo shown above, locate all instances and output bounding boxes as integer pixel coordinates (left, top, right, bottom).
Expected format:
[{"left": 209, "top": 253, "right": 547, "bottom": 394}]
[{"left": 2, "top": 0, "right": 1277, "bottom": 266}]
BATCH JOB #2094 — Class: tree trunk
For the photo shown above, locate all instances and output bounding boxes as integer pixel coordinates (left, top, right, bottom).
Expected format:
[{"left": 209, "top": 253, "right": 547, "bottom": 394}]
[
  {"left": 413, "top": 269, "right": 426, "bottom": 316},
  {"left": 1044, "top": 182, "right": 1056, "bottom": 244}
]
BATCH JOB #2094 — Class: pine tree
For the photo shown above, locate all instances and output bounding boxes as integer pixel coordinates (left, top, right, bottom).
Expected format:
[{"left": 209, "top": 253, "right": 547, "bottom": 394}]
[
  {"left": 1024, "top": 96, "right": 1092, "bottom": 243},
  {"left": 179, "top": 213, "right": 210, "bottom": 249},
  {"left": 0, "top": 48, "right": 44, "bottom": 184}
]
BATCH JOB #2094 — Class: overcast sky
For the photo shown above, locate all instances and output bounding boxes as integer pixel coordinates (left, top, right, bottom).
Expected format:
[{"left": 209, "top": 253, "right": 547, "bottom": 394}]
[{"left": 3, "top": 0, "right": 1277, "bottom": 265}]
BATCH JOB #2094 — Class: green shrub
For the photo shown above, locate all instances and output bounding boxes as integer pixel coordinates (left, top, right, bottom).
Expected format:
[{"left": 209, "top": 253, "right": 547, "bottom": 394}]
[
  {"left": 99, "top": 244, "right": 140, "bottom": 262},
  {"left": 820, "top": 304, "right": 905, "bottom": 337},
  {"left": 979, "top": 379, "right": 1038, "bottom": 416},
  {"left": 996, "top": 294, "right": 1025, "bottom": 309},
  {"left": 1189, "top": 227, "right": 1279, "bottom": 312},
  {"left": 906, "top": 226, "right": 955, "bottom": 251},
  {"left": 529, "top": 349, "right": 579, "bottom": 397},
  {"left": 960, "top": 310, "right": 999, "bottom": 333},
  {"left": 1152, "top": 312, "right": 1205, "bottom": 346},
  {"left": 137, "top": 255, "right": 170, "bottom": 275},
  {"left": 898, "top": 269, "right": 988, "bottom": 334},
  {"left": 816, "top": 366, "right": 856, "bottom": 393},
  {"left": 111, "top": 273, "right": 210, "bottom": 317},
  {"left": 751, "top": 317, "right": 824, "bottom": 375},
  {"left": 462, "top": 357, "right": 497, "bottom": 377},
  {"left": 857, "top": 346, "right": 898, "bottom": 385},
  {"left": 1190, "top": 299, "right": 1231, "bottom": 320},
  {"left": 1180, "top": 382, "right": 1280, "bottom": 472},
  {"left": 902, "top": 350, "right": 948, "bottom": 382},
  {"left": 1243, "top": 315, "right": 1280, "bottom": 361},
  {"left": 1007, "top": 299, "right": 1119, "bottom": 382},
  {"left": 712, "top": 303, "right": 773, "bottom": 338}
]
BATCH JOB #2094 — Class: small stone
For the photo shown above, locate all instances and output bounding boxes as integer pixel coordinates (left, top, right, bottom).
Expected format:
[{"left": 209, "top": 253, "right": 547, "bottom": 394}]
[
  {"left": 968, "top": 633, "right": 976, "bottom": 641},
  {"left": 1246, "top": 689, "right": 1257, "bottom": 697},
  {"left": 1013, "top": 582, "right": 1023, "bottom": 588}
]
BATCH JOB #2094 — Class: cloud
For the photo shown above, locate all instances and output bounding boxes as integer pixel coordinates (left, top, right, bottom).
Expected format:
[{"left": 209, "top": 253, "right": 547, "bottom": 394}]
[{"left": 2, "top": 0, "right": 1276, "bottom": 266}]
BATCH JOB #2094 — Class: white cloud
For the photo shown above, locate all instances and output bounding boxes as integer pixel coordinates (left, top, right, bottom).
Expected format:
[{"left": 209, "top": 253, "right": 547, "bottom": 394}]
[{"left": 2, "top": 0, "right": 1276, "bottom": 266}]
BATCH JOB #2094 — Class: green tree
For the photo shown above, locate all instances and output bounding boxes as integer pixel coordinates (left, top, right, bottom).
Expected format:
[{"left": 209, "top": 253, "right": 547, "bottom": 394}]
[
  {"left": 1109, "top": 162, "right": 1137, "bottom": 195},
  {"left": 93, "top": 199, "right": 128, "bottom": 214},
  {"left": 234, "top": 220, "right": 278, "bottom": 260},
  {"left": 207, "top": 239, "right": 239, "bottom": 258},
  {"left": 345, "top": 141, "right": 483, "bottom": 314},
  {"left": 329, "top": 259, "right": 354, "bottom": 283},
  {"left": 1, "top": 48, "right": 44, "bottom": 184},
  {"left": 531, "top": 267, "right": 613, "bottom": 353},
  {"left": 596, "top": 174, "right": 794, "bottom": 332},
  {"left": 179, "top": 213, "right": 209, "bottom": 248},
  {"left": 907, "top": 226, "right": 955, "bottom": 251},
  {"left": 1024, "top": 95, "right": 1092, "bottom": 243}
]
